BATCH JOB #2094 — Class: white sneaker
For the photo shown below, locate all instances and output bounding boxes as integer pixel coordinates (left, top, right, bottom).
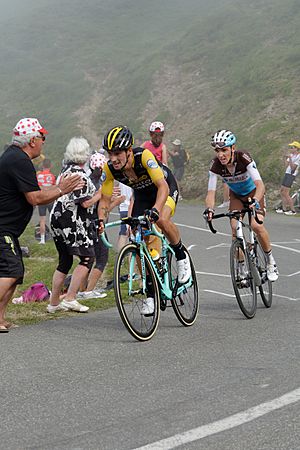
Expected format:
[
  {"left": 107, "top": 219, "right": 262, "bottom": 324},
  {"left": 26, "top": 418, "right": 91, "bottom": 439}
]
[
  {"left": 60, "top": 299, "right": 89, "bottom": 312},
  {"left": 177, "top": 253, "right": 192, "bottom": 284},
  {"left": 284, "top": 210, "right": 296, "bottom": 216},
  {"left": 267, "top": 264, "right": 279, "bottom": 282},
  {"left": 47, "top": 303, "right": 68, "bottom": 313},
  {"left": 141, "top": 297, "right": 154, "bottom": 315},
  {"left": 275, "top": 208, "right": 284, "bottom": 214},
  {"left": 76, "top": 290, "right": 107, "bottom": 299}
]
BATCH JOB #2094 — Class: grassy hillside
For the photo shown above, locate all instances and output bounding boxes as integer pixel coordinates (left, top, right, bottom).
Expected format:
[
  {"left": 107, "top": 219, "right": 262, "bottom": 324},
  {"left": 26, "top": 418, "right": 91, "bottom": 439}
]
[{"left": 0, "top": 0, "right": 299, "bottom": 198}]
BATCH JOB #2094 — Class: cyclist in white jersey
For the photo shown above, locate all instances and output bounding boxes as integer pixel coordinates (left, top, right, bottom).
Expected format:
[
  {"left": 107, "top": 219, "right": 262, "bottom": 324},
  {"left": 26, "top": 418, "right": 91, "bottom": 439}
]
[{"left": 203, "top": 129, "right": 278, "bottom": 282}]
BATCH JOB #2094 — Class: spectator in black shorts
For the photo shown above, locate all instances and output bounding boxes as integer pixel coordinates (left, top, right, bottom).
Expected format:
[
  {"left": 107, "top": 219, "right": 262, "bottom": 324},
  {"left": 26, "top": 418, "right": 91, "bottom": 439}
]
[{"left": 0, "top": 118, "right": 83, "bottom": 332}]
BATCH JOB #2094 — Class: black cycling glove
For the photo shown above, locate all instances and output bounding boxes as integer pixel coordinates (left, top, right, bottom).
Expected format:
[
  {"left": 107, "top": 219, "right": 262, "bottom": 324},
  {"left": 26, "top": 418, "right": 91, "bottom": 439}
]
[
  {"left": 144, "top": 207, "right": 159, "bottom": 223},
  {"left": 203, "top": 208, "right": 215, "bottom": 220}
]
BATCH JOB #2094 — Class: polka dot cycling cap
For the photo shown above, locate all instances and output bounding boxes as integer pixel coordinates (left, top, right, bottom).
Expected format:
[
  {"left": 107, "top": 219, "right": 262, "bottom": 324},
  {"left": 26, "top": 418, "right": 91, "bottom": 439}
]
[
  {"left": 89, "top": 152, "right": 107, "bottom": 170},
  {"left": 149, "top": 121, "right": 165, "bottom": 132},
  {"left": 13, "top": 118, "right": 48, "bottom": 136}
]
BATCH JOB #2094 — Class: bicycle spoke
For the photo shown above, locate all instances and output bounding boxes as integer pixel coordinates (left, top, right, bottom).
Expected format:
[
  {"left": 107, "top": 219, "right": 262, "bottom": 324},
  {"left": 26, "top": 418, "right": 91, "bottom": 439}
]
[
  {"left": 168, "top": 248, "right": 199, "bottom": 326},
  {"left": 114, "top": 244, "right": 160, "bottom": 341},
  {"left": 230, "top": 240, "right": 257, "bottom": 318},
  {"left": 255, "top": 240, "right": 272, "bottom": 308}
]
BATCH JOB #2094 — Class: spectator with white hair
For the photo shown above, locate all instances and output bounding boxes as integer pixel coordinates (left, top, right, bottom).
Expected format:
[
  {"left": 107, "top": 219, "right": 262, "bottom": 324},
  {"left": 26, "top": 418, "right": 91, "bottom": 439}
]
[
  {"left": 47, "top": 137, "right": 102, "bottom": 313},
  {"left": 0, "top": 118, "right": 83, "bottom": 332}
]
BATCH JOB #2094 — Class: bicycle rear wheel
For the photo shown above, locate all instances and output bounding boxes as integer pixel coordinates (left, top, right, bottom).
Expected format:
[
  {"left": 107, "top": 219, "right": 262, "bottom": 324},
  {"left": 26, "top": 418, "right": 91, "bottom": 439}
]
[
  {"left": 255, "top": 240, "right": 272, "bottom": 308},
  {"left": 230, "top": 239, "right": 257, "bottom": 319},
  {"left": 114, "top": 243, "right": 160, "bottom": 341},
  {"left": 168, "top": 247, "right": 199, "bottom": 326}
]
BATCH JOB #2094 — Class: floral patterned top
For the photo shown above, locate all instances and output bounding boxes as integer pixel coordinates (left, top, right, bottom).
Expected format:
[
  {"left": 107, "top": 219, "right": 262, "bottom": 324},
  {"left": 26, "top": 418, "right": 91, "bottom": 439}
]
[{"left": 50, "top": 163, "right": 96, "bottom": 256}]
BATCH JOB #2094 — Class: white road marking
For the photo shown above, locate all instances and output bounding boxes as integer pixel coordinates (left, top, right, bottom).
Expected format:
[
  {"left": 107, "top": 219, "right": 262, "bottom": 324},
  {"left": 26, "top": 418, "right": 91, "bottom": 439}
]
[
  {"left": 272, "top": 243, "right": 300, "bottom": 254},
  {"left": 206, "top": 243, "right": 231, "bottom": 250},
  {"left": 175, "top": 222, "right": 231, "bottom": 237},
  {"left": 196, "top": 271, "right": 230, "bottom": 278},
  {"left": 133, "top": 388, "right": 300, "bottom": 450},
  {"left": 273, "top": 293, "right": 300, "bottom": 301},
  {"left": 286, "top": 271, "right": 300, "bottom": 277},
  {"left": 204, "top": 289, "right": 235, "bottom": 298},
  {"left": 203, "top": 288, "right": 299, "bottom": 302}
]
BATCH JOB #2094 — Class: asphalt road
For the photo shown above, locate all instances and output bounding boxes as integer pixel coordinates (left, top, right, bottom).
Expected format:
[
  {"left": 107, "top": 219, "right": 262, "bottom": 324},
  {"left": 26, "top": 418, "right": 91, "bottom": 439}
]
[{"left": 1, "top": 204, "right": 299, "bottom": 450}]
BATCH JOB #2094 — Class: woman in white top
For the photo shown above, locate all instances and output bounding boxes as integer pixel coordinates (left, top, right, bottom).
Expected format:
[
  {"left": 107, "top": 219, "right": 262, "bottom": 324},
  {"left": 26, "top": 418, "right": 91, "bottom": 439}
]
[{"left": 276, "top": 141, "right": 300, "bottom": 215}]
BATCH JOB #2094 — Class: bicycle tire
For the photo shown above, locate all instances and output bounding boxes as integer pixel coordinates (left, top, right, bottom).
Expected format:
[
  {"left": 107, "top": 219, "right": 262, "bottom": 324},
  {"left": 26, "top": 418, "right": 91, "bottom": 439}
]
[
  {"left": 114, "top": 243, "right": 160, "bottom": 341},
  {"left": 230, "top": 239, "right": 257, "bottom": 319},
  {"left": 168, "top": 247, "right": 199, "bottom": 326},
  {"left": 255, "top": 240, "right": 272, "bottom": 308}
]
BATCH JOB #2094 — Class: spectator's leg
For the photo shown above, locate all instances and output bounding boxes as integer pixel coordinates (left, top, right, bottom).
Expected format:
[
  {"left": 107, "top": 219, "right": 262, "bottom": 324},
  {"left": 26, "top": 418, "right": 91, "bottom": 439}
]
[
  {"left": 49, "top": 270, "right": 67, "bottom": 306},
  {"left": 0, "top": 279, "right": 18, "bottom": 325},
  {"left": 39, "top": 215, "right": 46, "bottom": 244}
]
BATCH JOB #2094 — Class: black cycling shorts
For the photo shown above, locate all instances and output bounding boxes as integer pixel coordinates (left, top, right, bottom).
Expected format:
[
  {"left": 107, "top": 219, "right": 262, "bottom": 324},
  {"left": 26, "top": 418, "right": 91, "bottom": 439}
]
[
  {"left": 0, "top": 234, "right": 24, "bottom": 283},
  {"left": 132, "top": 174, "right": 179, "bottom": 217}
]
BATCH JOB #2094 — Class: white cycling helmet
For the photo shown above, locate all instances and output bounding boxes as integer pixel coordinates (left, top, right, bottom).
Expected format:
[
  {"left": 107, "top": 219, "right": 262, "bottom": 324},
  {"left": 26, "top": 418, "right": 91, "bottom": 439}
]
[
  {"left": 89, "top": 152, "right": 107, "bottom": 170},
  {"left": 211, "top": 129, "right": 236, "bottom": 148},
  {"left": 149, "top": 121, "right": 165, "bottom": 133}
]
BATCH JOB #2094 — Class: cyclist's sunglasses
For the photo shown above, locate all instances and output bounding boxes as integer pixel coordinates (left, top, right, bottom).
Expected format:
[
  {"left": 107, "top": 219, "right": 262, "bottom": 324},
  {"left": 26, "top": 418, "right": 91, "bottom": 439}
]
[{"left": 212, "top": 143, "right": 231, "bottom": 152}]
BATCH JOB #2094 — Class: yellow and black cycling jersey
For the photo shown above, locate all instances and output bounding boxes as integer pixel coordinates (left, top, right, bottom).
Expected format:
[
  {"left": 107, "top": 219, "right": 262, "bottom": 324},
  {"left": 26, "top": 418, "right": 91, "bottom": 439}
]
[
  {"left": 101, "top": 147, "right": 179, "bottom": 216},
  {"left": 101, "top": 148, "right": 174, "bottom": 195}
]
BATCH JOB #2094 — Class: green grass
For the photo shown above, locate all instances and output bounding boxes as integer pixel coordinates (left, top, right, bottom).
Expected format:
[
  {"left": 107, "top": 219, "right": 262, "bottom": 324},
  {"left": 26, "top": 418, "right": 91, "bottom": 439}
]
[{"left": 6, "top": 224, "right": 117, "bottom": 327}]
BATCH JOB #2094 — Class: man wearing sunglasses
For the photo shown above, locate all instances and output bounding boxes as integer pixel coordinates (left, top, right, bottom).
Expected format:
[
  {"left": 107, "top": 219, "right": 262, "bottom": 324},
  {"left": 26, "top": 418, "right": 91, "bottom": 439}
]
[
  {"left": 0, "top": 118, "right": 84, "bottom": 332},
  {"left": 203, "top": 129, "right": 278, "bottom": 282}
]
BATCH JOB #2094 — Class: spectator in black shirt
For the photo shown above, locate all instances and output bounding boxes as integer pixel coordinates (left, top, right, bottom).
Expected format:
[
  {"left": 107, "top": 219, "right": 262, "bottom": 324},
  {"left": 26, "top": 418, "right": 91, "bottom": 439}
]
[{"left": 0, "top": 118, "right": 83, "bottom": 332}]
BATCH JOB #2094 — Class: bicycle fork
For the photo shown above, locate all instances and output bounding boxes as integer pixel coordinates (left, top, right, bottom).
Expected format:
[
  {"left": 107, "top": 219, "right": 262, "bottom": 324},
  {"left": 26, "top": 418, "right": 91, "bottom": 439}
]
[{"left": 236, "top": 220, "right": 261, "bottom": 287}]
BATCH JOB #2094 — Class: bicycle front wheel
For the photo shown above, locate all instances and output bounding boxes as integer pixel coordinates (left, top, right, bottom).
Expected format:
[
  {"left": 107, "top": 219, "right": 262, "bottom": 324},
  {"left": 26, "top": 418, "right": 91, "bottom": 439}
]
[
  {"left": 230, "top": 239, "right": 257, "bottom": 319},
  {"left": 114, "top": 243, "right": 160, "bottom": 341},
  {"left": 168, "top": 247, "right": 199, "bottom": 326},
  {"left": 255, "top": 240, "right": 272, "bottom": 308}
]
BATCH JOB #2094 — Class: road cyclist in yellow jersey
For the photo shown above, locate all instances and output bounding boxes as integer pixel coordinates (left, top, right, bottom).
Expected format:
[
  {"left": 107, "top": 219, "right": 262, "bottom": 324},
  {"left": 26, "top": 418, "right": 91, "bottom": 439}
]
[{"left": 98, "top": 125, "right": 192, "bottom": 315}]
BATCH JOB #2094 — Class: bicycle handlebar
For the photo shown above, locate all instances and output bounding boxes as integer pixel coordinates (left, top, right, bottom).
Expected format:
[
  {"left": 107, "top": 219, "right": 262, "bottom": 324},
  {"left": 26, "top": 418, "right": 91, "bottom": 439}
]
[
  {"left": 205, "top": 208, "right": 263, "bottom": 234},
  {"left": 99, "top": 215, "right": 164, "bottom": 248}
]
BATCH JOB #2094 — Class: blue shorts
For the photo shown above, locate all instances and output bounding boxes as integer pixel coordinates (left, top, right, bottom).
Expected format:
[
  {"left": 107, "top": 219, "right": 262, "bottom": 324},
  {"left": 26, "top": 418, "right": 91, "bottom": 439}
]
[
  {"left": 119, "top": 211, "right": 128, "bottom": 236},
  {"left": 38, "top": 203, "right": 54, "bottom": 216}
]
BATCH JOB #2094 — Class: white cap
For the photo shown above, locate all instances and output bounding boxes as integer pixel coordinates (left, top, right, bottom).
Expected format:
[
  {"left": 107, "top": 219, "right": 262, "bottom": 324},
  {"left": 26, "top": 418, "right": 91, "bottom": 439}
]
[{"left": 172, "top": 139, "right": 181, "bottom": 146}]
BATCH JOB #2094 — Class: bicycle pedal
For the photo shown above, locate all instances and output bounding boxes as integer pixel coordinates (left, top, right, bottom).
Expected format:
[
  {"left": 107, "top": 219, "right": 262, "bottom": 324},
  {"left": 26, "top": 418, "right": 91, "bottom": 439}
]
[{"left": 131, "top": 289, "right": 143, "bottom": 296}]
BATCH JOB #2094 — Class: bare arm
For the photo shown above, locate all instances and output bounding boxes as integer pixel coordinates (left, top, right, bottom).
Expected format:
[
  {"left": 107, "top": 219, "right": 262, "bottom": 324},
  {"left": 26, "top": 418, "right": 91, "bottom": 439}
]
[
  {"left": 81, "top": 188, "right": 102, "bottom": 208},
  {"left": 24, "top": 173, "right": 84, "bottom": 206},
  {"left": 152, "top": 177, "right": 169, "bottom": 214},
  {"left": 109, "top": 195, "right": 126, "bottom": 211},
  {"left": 205, "top": 189, "right": 216, "bottom": 210},
  {"left": 253, "top": 179, "right": 265, "bottom": 202}
]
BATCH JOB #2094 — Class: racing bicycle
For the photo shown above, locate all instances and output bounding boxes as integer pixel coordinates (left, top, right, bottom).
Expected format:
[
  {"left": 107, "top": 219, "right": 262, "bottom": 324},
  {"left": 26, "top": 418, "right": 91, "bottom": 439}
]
[
  {"left": 206, "top": 206, "right": 272, "bottom": 319},
  {"left": 101, "top": 216, "right": 199, "bottom": 341}
]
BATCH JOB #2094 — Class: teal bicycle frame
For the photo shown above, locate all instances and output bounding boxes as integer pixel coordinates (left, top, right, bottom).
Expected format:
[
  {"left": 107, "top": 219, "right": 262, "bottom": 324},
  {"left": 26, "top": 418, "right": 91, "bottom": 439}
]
[{"left": 101, "top": 217, "right": 192, "bottom": 302}]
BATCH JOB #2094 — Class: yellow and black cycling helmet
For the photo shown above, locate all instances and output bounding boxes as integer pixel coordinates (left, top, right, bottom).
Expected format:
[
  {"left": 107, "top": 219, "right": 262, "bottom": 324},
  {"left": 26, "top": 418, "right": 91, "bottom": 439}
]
[{"left": 103, "top": 126, "right": 134, "bottom": 152}]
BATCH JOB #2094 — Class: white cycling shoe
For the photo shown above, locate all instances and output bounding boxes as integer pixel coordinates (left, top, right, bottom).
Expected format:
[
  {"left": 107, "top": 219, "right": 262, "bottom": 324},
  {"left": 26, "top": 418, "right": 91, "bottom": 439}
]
[
  {"left": 267, "top": 264, "right": 279, "bottom": 282},
  {"left": 177, "top": 253, "right": 192, "bottom": 284},
  {"left": 141, "top": 297, "right": 154, "bottom": 315}
]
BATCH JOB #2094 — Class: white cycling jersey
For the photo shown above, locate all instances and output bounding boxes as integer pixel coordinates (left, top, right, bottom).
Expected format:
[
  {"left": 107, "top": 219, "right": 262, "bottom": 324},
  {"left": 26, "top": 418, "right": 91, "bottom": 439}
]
[{"left": 208, "top": 151, "right": 262, "bottom": 197}]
